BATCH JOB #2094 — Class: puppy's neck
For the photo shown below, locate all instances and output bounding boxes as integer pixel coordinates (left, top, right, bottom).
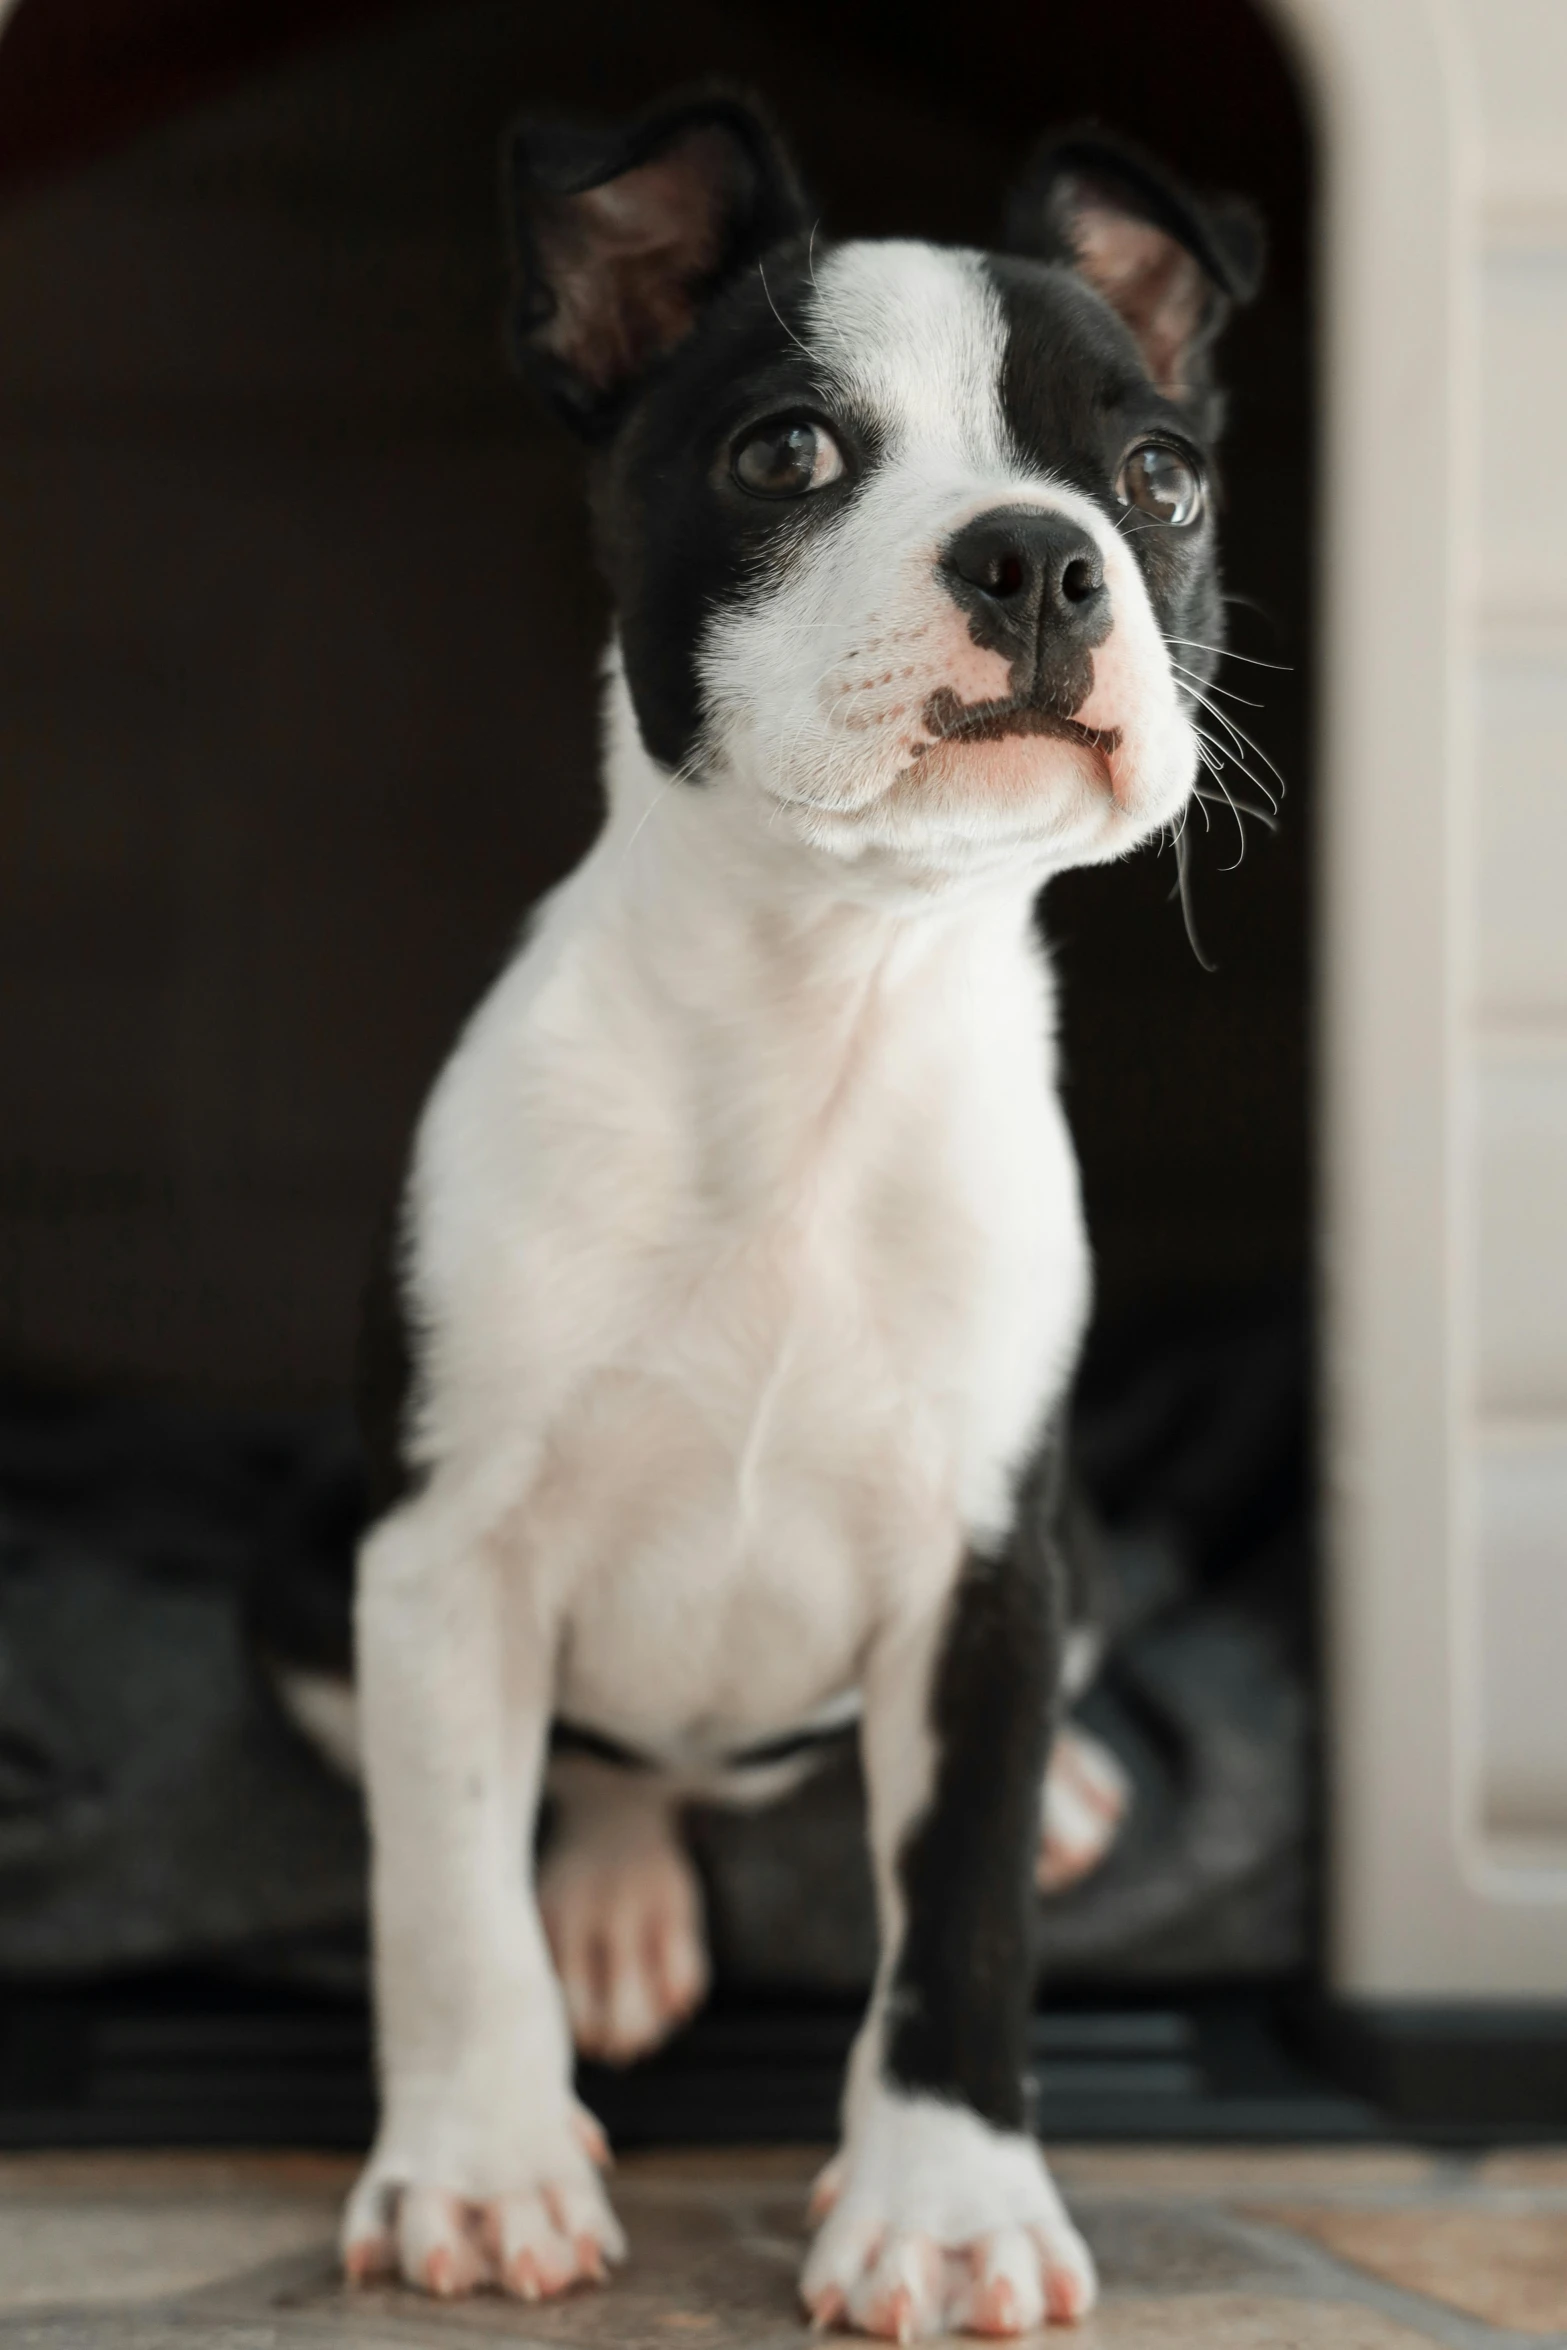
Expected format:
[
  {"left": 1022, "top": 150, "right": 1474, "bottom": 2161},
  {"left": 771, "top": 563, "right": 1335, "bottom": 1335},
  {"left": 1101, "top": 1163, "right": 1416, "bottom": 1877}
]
[
  {"left": 597, "top": 656, "right": 1050, "bottom": 953},
  {"left": 581, "top": 662, "right": 1055, "bottom": 1187}
]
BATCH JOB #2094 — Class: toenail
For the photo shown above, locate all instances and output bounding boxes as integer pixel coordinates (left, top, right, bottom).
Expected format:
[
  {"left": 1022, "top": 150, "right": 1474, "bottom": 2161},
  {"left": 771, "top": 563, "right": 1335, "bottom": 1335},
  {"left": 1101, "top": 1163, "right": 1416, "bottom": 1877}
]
[
  {"left": 978, "top": 2277, "right": 1018, "bottom": 2333},
  {"left": 809, "top": 2284, "right": 846, "bottom": 2331},
  {"left": 1048, "top": 2271, "right": 1087, "bottom": 2322}
]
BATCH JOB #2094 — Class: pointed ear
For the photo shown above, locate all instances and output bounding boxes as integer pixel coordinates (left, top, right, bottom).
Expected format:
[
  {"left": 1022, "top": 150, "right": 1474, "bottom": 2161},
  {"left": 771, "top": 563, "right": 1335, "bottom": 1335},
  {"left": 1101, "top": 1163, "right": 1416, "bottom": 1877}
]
[
  {"left": 504, "top": 90, "right": 810, "bottom": 437},
  {"left": 1004, "top": 132, "right": 1263, "bottom": 405}
]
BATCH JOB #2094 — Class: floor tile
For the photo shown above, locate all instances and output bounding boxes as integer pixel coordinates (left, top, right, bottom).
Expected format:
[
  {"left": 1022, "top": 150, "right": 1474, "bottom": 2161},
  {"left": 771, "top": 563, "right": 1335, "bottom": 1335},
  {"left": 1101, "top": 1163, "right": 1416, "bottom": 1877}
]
[
  {"left": 0, "top": 2153, "right": 354, "bottom": 2199},
  {"left": 1079, "top": 2296, "right": 1448, "bottom": 2347},
  {"left": 0, "top": 2145, "right": 1560, "bottom": 2350},
  {"left": 1477, "top": 2149, "right": 1567, "bottom": 2192},
  {"left": 614, "top": 2149, "right": 824, "bottom": 2192},
  {"left": 1049, "top": 2148, "right": 1439, "bottom": 2199},
  {"left": 270, "top": 2181, "right": 813, "bottom": 2349},
  {"left": 0, "top": 2159, "right": 344, "bottom": 2312},
  {"left": 0, "top": 2314, "right": 435, "bottom": 2350},
  {"left": 1256, "top": 2204, "right": 1567, "bottom": 2335},
  {"left": 1075, "top": 2201, "right": 1298, "bottom": 2294}
]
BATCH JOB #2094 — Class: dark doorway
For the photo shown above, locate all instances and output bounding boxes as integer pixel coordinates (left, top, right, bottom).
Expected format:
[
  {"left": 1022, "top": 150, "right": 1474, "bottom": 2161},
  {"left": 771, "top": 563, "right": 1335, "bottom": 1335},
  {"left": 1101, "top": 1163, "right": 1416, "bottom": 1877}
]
[
  {"left": 0, "top": 0, "right": 1311, "bottom": 1398},
  {"left": 0, "top": 0, "right": 1319, "bottom": 2124}
]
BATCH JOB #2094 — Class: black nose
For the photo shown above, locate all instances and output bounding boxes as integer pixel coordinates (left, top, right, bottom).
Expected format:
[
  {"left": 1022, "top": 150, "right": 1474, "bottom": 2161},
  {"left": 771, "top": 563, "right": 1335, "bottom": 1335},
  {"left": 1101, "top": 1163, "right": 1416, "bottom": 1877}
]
[{"left": 941, "top": 507, "right": 1110, "bottom": 683}]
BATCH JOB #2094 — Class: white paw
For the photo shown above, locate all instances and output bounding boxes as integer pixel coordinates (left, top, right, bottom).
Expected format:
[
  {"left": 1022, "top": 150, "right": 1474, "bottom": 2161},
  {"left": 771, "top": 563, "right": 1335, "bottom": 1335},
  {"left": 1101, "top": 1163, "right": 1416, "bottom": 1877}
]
[
  {"left": 341, "top": 2100, "right": 623, "bottom": 2300},
  {"left": 1036, "top": 1721, "right": 1131, "bottom": 1894},
  {"left": 540, "top": 1782, "right": 709, "bottom": 2063},
  {"left": 801, "top": 2088, "right": 1096, "bottom": 2339}
]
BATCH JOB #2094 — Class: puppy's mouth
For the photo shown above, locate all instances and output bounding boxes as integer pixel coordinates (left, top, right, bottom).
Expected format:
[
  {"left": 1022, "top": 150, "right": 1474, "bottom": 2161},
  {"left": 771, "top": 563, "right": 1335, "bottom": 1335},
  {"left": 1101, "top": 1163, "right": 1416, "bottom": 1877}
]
[{"left": 911, "top": 685, "right": 1122, "bottom": 762}]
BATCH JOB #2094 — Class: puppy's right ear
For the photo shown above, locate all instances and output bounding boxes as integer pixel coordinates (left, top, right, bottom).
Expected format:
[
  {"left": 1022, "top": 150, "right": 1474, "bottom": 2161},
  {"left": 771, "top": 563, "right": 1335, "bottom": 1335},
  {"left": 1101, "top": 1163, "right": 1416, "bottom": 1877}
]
[
  {"left": 1005, "top": 131, "right": 1262, "bottom": 414},
  {"left": 505, "top": 90, "right": 810, "bottom": 438}
]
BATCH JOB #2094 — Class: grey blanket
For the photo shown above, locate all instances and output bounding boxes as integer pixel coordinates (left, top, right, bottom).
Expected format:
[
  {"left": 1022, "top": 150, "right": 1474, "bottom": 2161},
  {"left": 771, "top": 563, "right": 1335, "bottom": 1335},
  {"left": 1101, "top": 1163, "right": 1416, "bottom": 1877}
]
[{"left": 0, "top": 1309, "right": 1309, "bottom": 1991}]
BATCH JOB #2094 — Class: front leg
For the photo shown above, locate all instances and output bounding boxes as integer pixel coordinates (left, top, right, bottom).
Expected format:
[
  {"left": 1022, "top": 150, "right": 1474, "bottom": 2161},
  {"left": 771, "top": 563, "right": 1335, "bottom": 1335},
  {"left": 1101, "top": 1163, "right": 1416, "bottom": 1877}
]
[
  {"left": 804, "top": 1487, "right": 1096, "bottom": 2338},
  {"left": 341, "top": 1492, "right": 623, "bottom": 2301}
]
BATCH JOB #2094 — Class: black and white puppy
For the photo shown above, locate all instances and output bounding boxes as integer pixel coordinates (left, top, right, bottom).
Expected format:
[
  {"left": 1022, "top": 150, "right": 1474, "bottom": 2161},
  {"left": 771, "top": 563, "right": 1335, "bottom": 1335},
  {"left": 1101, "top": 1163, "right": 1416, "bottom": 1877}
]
[{"left": 337, "top": 91, "right": 1259, "bottom": 2340}]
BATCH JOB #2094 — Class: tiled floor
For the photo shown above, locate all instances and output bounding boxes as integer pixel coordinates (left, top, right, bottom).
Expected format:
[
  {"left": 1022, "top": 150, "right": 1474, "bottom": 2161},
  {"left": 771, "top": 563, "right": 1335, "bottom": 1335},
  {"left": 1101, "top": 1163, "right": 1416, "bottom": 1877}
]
[{"left": 0, "top": 2144, "right": 1563, "bottom": 2348}]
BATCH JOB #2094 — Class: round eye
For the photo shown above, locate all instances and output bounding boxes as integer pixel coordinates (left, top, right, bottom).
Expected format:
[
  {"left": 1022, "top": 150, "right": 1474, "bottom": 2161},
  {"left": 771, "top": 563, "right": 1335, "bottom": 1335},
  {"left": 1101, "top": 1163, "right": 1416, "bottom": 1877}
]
[
  {"left": 731, "top": 419, "right": 845, "bottom": 498},
  {"left": 1118, "top": 442, "right": 1203, "bottom": 527}
]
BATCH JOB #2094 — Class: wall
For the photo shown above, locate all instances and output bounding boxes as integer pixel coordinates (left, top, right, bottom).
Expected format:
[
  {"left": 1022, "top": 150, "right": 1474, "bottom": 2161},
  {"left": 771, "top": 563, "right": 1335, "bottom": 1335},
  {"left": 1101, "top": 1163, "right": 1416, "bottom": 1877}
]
[{"left": 1453, "top": 0, "right": 1567, "bottom": 1856}]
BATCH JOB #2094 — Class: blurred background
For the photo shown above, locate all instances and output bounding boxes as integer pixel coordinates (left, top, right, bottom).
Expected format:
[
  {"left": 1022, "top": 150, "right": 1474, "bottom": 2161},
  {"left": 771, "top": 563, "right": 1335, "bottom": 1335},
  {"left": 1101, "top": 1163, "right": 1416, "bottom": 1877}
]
[
  {"left": 0, "top": 0, "right": 1548, "bottom": 2149},
  {"left": 0, "top": 0, "right": 1313, "bottom": 1391}
]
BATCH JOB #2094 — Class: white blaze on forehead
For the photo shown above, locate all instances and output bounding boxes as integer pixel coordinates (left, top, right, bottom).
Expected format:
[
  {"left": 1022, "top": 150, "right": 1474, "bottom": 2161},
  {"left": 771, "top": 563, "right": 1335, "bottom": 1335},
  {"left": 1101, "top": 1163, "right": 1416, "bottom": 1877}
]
[{"left": 806, "top": 241, "right": 1011, "bottom": 471}]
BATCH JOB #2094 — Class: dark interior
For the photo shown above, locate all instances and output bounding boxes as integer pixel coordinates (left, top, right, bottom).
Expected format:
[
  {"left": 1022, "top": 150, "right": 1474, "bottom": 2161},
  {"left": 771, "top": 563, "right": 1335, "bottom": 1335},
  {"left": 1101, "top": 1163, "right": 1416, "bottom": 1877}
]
[
  {"left": 0, "top": 0, "right": 1312, "bottom": 1401},
  {"left": 0, "top": 0, "right": 1322, "bottom": 2137}
]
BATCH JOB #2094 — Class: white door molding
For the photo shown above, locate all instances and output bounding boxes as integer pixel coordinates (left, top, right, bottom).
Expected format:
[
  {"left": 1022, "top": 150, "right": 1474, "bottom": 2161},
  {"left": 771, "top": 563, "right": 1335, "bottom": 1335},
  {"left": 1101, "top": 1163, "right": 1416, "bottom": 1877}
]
[{"left": 1268, "top": 0, "right": 1567, "bottom": 1995}]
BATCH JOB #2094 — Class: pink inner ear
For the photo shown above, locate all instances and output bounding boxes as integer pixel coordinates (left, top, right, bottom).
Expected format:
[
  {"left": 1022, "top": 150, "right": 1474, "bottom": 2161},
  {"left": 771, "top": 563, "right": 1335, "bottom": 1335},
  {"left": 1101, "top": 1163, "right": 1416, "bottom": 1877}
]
[
  {"left": 537, "top": 128, "right": 741, "bottom": 395},
  {"left": 1069, "top": 194, "right": 1210, "bottom": 399}
]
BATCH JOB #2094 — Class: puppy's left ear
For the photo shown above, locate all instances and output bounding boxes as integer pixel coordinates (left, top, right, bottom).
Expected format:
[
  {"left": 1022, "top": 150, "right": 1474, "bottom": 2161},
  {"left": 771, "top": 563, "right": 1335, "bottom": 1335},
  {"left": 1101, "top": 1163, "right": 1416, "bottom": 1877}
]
[
  {"left": 1005, "top": 132, "right": 1263, "bottom": 407},
  {"left": 505, "top": 88, "right": 810, "bottom": 437}
]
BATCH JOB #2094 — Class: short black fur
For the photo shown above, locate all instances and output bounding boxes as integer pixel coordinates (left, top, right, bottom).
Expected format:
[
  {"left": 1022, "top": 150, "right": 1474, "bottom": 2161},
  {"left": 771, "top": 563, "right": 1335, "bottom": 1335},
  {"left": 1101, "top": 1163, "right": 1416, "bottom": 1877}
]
[
  {"left": 988, "top": 258, "right": 1231, "bottom": 700},
  {"left": 591, "top": 245, "right": 862, "bottom": 773},
  {"left": 505, "top": 88, "right": 812, "bottom": 439},
  {"left": 1005, "top": 126, "right": 1263, "bottom": 424},
  {"left": 885, "top": 1424, "right": 1068, "bottom": 2129}
]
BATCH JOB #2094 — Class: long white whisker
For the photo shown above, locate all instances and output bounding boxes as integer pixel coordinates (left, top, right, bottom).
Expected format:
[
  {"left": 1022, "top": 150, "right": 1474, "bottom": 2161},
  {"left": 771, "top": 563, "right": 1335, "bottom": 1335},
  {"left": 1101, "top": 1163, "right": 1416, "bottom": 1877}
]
[
  {"left": 1189, "top": 721, "right": 1281, "bottom": 840},
  {"left": 1177, "top": 682, "right": 1285, "bottom": 807},
  {"left": 1183, "top": 684, "right": 1268, "bottom": 774},
  {"left": 1178, "top": 675, "right": 1260, "bottom": 759},
  {"left": 1163, "top": 635, "right": 1292, "bottom": 672},
  {"left": 1198, "top": 764, "right": 1250, "bottom": 869},
  {"left": 1171, "top": 821, "right": 1216, "bottom": 970},
  {"left": 1195, "top": 785, "right": 1278, "bottom": 832},
  {"left": 1198, "top": 747, "right": 1278, "bottom": 821},
  {"left": 757, "top": 258, "right": 815, "bottom": 363},
  {"left": 1167, "top": 659, "right": 1266, "bottom": 710},
  {"left": 615, "top": 760, "right": 690, "bottom": 870},
  {"left": 1189, "top": 694, "right": 1286, "bottom": 795}
]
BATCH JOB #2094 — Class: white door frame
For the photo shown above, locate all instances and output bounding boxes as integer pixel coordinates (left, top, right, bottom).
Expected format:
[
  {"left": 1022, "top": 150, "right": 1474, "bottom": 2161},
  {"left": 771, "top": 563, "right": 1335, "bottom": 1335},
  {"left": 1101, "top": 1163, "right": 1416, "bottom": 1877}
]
[{"left": 1274, "top": 0, "right": 1567, "bottom": 1995}]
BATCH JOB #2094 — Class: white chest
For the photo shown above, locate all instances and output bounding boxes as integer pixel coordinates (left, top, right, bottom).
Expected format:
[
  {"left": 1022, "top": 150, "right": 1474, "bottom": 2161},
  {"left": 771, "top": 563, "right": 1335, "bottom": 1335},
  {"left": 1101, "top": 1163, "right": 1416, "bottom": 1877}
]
[{"left": 410, "top": 820, "right": 1089, "bottom": 1755}]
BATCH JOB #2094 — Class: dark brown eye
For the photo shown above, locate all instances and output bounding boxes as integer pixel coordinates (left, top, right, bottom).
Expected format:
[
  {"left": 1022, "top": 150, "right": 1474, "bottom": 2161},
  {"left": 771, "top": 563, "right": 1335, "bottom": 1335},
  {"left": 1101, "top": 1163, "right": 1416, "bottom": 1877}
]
[
  {"left": 731, "top": 419, "right": 845, "bottom": 498},
  {"left": 1118, "top": 442, "right": 1203, "bottom": 527}
]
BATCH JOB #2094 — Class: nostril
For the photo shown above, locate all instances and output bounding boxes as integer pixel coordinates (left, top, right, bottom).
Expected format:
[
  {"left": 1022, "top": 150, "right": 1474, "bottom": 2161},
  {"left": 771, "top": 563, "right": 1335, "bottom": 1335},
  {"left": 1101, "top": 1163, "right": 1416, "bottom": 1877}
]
[{"left": 945, "top": 513, "right": 1106, "bottom": 613}]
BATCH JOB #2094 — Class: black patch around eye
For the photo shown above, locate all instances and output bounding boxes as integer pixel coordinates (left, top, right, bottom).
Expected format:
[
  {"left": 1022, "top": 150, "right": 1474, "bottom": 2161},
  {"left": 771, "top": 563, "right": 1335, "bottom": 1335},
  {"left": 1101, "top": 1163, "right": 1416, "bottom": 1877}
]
[
  {"left": 988, "top": 257, "right": 1149, "bottom": 496},
  {"left": 985, "top": 256, "right": 1225, "bottom": 666},
  {"left": 590, "top": 243, "right": 868, "bottom": 775}
]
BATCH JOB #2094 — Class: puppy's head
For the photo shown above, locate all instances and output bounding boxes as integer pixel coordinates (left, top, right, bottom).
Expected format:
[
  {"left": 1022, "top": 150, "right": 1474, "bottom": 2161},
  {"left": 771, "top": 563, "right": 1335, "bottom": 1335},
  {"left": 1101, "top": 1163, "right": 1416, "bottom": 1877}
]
[{"left": 507, "top": 93, "right": 1261, "bottom": 883}]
